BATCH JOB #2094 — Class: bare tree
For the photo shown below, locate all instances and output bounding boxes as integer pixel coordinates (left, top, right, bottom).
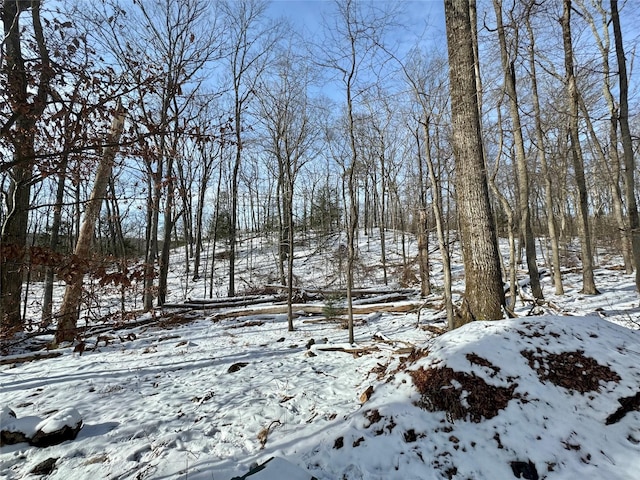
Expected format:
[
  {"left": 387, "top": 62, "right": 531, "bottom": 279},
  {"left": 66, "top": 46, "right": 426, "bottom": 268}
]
[
  {"left": 492, "top": 0, "right": 543, "bottom": 300},
  {"left": 220, "top": 0, "right": 280, "bottom": 297},
  {"left": 56, "top": 102, "right": 126, "bottom": 343},
  {"left": 0, "top": 0, "right": 53, "bottom": 333},
  {"left": 561, "top": 0, "right": 598, "bottom": 294},
  {"left": 257, "top": 45, "right": 320, "bottom": 330},
  {"left": 400, "top": 48, "right": 454, "bottom": 326},
  {"left": 611, "top": 0, "right": 640, "bottom": 291},
  {"left": 444, "top": 0, "right": 505, "bottom": 325},
  {"left": 320, "top": 0, "right": 397, "bottom": 342},
  {"left": 524, "top": 0, "right": 564, "bottom": 295}
]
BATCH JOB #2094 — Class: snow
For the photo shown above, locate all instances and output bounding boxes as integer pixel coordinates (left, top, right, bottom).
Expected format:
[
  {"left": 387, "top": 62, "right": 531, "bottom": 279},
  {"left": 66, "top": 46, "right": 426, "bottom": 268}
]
[
  {"left": 35, "top": 408, "right": 83, "bottom": 435},
  {"left": 2, "top": 232, "right": 640, "bottom": 479}
]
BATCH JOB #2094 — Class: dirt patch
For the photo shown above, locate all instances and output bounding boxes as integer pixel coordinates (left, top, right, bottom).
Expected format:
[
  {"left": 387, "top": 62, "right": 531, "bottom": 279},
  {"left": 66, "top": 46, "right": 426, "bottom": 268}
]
[
  {"left": 410, "top": 366, "right": 517, "bottom": 422},
  {"left": 521, "top": 350, "right": 620, "bottom": 393}
]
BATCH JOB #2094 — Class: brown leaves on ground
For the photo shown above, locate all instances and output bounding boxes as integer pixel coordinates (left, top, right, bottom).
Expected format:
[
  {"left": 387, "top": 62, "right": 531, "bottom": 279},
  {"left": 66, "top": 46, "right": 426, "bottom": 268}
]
[
  {"left": 407, "top": 346, "right": 622, "bottom": 424},
  {"left": 410, "top": 365, "right": 517, "bottom": 423},
  {"left": 521, "top": 350, "right": 620, "bottom": 393}
]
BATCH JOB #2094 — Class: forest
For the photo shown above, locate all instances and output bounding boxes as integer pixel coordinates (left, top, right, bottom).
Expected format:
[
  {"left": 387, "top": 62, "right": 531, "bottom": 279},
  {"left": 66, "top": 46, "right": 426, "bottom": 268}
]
[
  {"left": 2, "top": 1, "right": 640, "bottom": 478},
  {"left": 1, "top": 0, "right": 639, "bottom": 341}
]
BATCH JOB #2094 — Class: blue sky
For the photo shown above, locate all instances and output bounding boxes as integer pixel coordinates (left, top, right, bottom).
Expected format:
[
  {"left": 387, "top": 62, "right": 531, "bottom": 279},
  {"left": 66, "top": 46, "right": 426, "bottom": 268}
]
[{"left": 266, "top": 0, "right": 446, "bottom": 43}]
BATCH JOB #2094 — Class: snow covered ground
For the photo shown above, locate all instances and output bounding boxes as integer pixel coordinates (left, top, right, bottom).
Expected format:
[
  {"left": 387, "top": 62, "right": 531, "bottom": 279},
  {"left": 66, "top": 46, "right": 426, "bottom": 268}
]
[{"left": 2, "top": 231, "right": 640, "bottom": 479}]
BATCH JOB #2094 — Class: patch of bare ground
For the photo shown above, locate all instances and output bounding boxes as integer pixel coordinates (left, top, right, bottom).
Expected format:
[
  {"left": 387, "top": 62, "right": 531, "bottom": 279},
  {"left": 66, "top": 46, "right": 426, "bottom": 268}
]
[{"left": 521, "top": 350, "right": 620, "bottom": 393}]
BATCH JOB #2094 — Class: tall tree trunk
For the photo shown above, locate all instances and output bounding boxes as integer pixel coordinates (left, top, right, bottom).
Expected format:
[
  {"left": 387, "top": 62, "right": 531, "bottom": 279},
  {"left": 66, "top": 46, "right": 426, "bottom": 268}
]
[
  {"left": 157, "top": 156, "right": 175, "bottom": 306},
  {"left": 493, "top": 0, "right": 542, "bottom": 300},
  {"left": 444, "top": 0, "right": 505, "bottom": 326},
  {"left": 42, "top": 153, "right": 70, "bottom": 325},
  {"left": 422, "top": 119, "right": 453, "bottom": 325},
  {"left": 379, "top": 151, "right": 388, "bottom": 286},
  {"left": 413, "top": 129, "right": 431, "bottom": 297},
  {"left": 56, "top": 103, "right": 125, "bottom": 343},
  {"left": 562, "top": 0, "right": 598, "bottom": 295},
  {"left": 286, "top": 175, "right": 295, "bottom": 331},
  {"left": 581, "top": 0, "right": 633, "bottom": 273},
  {"left": 489, "top": 105, "right": 517, "bottom": 312},
  {"left": 229, "top": 117, "right": 241, "bottom": 297},
  {"left": 1, "top": 0, "right": 52, "bottom": 333},
  {"left": 525, "top": 4, "right": 564, "bottom": 295},
  {"left": 611, "top": 0, "right": 640, "bottom": 291}
]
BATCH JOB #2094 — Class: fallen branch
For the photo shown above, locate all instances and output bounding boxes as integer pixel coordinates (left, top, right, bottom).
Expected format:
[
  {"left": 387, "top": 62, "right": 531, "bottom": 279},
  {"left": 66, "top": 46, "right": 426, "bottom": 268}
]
[
  {"left": 0, "top": 351, "right": 63, "bottom": 365},
  {"left": 211, "top": 301, "right": 423, "bottom": 321},
  {"left": 264, "top": 285, "right": 418, "bottom": 297},
  {"left": 163, "top": 295, "right": 283, "bottom": 310}
]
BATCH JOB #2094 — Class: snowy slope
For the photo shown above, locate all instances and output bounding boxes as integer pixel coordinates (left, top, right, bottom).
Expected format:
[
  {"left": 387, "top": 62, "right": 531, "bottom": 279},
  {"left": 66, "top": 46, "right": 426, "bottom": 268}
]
[{"left": 2, "top": 232, "right": 640, "bottom": 479}]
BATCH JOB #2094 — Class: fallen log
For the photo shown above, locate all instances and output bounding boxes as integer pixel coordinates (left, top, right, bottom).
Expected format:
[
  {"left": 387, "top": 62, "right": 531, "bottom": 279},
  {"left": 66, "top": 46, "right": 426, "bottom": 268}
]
[
  {"left": 0, "top": 351, "right": 63, "bottom": 365},
  {"left": 264, "top": 285, "right": 419, "bottom": 297},
  {"left": 162, "top": 295, "right": 284, "bottom": 310},
  {"left": 211, "top": 301, "right": 423, "bottom": 321}
]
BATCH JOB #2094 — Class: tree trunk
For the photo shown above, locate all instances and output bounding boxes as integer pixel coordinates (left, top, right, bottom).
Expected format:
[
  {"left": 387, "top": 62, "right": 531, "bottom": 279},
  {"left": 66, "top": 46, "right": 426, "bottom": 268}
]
[
  {"left": 581, "top": 0, "right": 633, "bottom": 273},
  {"left": 493, "top": 0, "right": 542, "bottom": 300},
  {"left": 56, "top": 102, "right": 125, "bottom": 343},
  {"left": 611, "top": 0, "right": 640, "bottom": 291},
  {"left": 229, "top": 116, "right": 241, "bottom": 297},
  {"left": 1, "top": 0, "right": 52, "bottom": 334},
  {"left": 42, "top": 153, "right": 69, "bottom": 325},
  {"left": 489, "top": 105, "right": 517, "bottom": 312},
  {"left": 157, "top": 156, "right": 175, "bottom": 306},
  {"left": 444, "top": 0, "right": 505, "bottom": 326},
  {"left": 422, "top": 119, "right": 454, "bottom": 327},
  {"left": 524, "top": 4, "right": 564, "bottom": 295},
  {"left": 561, "top": 0, "right": 598, "bottom": 295}
]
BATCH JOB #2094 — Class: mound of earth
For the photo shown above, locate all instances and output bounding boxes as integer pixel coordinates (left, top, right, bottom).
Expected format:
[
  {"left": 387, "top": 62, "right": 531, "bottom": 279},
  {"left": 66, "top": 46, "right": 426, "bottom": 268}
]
[{"left": 298, "top": 315, "right": 640, "bottom": 480}]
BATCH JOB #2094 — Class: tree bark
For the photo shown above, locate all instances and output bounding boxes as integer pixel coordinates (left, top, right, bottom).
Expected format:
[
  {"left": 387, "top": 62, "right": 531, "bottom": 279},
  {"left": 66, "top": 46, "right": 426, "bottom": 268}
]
[
  {"left": 444, "top": 0, "right": 505, "bottom": 325},
  {"left": 524, "top": 3, "right": 564, "bottom": 295},
  {"left": 493, "top": 0, "right": 542, "bottom": 300},
  {"left": 611, "top": 0, "right": 640, "bottom": 291},
  {"left": 422, "top": 118, "right": 454, "bottom": 328},
  {"left": 561, "top": 0, "right": 598, "bottom": 295},
  {"left": 1, "top": 0, "right": 52, "bottom": 334},
  {"left": 56, "top": 102, "right": 126, "bottom": 343}
]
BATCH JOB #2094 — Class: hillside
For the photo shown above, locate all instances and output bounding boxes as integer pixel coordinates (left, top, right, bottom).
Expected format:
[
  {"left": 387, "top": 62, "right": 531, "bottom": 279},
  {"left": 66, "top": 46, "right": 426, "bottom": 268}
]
[{"left": 1, "top": 232, "right": 640, "bottom": 479}]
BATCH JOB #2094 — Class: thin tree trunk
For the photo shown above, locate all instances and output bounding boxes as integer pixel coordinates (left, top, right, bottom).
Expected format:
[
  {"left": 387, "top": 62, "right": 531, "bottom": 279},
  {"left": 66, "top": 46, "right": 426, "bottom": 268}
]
[
  {"left": 581, "top": 0, "right": 633, "bottom": 273},
  {"left": 56, "top": 102, "right": 125, "bottom": 343},
  {"left": 562, "top": 0, "right": 598, "bottom": 295},
  {"left": 157, "top": 156, "right": 175, "bottom": 306},
  {"left": 489, "top": 105, "right": 517, "bottom": 312},
  {"left": 611, "top": 0, "right": 640, "bottom": 291},
  {"left": 422, "top": 119, "right": 454, "bottom": 327},
  {"left": 379, "top": 151, "right": 388, "bottom": 286},
  {"left": 42, "top": 153, "right": 70, "bottom": 325},
  {"left": 493, "top": 0, "right": 542, "bottom": 300},
  {"left": 525, "top": 5, "right": 564, "bottom": 295}
]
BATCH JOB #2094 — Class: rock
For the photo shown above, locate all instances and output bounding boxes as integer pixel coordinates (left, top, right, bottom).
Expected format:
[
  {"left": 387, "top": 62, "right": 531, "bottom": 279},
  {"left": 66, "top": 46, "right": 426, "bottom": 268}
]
[
  {"left": 30, "top": 457, "right": 58, "bottom": 476},
  {"left": 1, "top": 406, "right": 16, "bottom": 419},
  {"left": 228, "top": 362, "right": 249, "bottom": 373},
  {"left": 510, "top": 460, "right": 539, "bottom": 480},
  {"left": 1, "top": 428, "right": 30, "bottom": 446},
  {"left": 1, "top": 406, "right": 36, "bottom": 447},
  {"left": 30, "top": 408, "right": 83, "bottom": 447}
]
